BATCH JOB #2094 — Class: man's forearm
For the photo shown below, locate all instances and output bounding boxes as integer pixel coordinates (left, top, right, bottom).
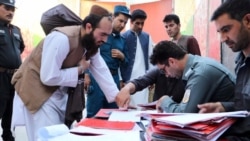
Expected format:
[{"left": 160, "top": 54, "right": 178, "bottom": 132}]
[{"left": 124, "top": 82, "right": 136, "bottom": 94}]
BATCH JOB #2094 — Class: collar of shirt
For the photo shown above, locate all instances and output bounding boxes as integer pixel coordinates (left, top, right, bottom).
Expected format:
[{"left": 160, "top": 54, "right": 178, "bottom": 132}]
[
  {"left": 0, "top": 21, "right": 7, "bottom": 26},
  {"left": 235, "top": 51, "right": 250, "bottom": 67},
  {"left": 0, "top": 21, "right": 13, "bottom": 28},
  {"left": 112, "top": 32, "right": 120, "bottom": 37},
  {"left": 129, "top": 29, "right": 141, "bottom": 36},
  {"left": 182, "top": 54, "right": 195, "bottom": 81}
]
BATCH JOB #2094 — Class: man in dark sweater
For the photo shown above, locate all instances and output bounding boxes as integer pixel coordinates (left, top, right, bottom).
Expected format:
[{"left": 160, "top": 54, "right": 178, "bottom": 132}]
[{"left": 198, "top": 0, "right": 250, "bottom": 140}]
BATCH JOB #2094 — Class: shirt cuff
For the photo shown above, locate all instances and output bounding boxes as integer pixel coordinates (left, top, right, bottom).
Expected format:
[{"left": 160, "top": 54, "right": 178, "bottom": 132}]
[{"left": 160, "top": 96, "right": 175, "bottom": 112}]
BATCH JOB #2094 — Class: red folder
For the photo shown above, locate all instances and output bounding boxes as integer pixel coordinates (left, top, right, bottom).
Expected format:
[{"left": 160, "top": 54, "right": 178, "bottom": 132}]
[
  {"left": 137, "top": 101, "right": 157, "bottom": 109},
  {"left": 150, "top": 117, "right": 236, "bottom": 141},
  {"left": 146, "top": 123, "right": 196, "bottom": 141},
  {"left": 94, "top": 108, "right": 128, "bottom": 119},
  {"left": 77, "top": 118, "right": 135, "bottom": 130}
]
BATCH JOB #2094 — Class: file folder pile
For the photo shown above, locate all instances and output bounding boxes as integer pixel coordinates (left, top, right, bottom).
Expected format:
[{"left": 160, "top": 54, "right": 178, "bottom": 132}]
[{"left": 144, "top": 111, "right": 249, "bottom": 141}]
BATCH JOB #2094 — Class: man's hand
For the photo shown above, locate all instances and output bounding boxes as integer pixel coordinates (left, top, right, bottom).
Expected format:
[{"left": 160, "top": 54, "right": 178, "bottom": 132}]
[
  {"left": 111, "top": 49, "right": 124, "bottom": 60},
  {"left": 156, "top": 96, "right": 169, "bottom": 113},
  {"left": 115, "top": 86, "right": 131, "bottom": 109},
  {"left": 84, "top": 73, "right": 91, "bottom": 92},
  {"left": 148, "top": 84, "right": 155, "bottom": 90},
  {"left": 197, "top": 102, "right": 225, "bottom": 113},
  {"left": 78, "top": 57, "right": 90, "bottom": 74},
  {"left": 120, "top": 81, "right": 125, "bottom": 88}
]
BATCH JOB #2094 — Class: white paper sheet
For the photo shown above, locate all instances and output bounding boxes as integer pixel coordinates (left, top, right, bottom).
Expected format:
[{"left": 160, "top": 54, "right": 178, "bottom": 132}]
[
  {"left": 155, "top": 110, "right": 249, "bottom": 127},
  {"left": 108, "top": 110, "right": 141, "bottom": 122}
]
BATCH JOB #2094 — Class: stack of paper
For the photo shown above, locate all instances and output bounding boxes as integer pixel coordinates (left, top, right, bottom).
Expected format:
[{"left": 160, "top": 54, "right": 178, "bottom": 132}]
[
  {"left": 154, "top": 111, "right": 248, "bottom": 128},
  {"left": 140, "top": 111, "right": 185, "bottom": 120},
  {"left": 145, "top": 111, "right": 249, "bottom": 141}
]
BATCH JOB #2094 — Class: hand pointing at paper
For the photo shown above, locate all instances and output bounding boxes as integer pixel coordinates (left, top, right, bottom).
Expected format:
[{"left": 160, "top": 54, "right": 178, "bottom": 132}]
[{"left": 115, "top": 91, "right": 130, "bottom": 109}]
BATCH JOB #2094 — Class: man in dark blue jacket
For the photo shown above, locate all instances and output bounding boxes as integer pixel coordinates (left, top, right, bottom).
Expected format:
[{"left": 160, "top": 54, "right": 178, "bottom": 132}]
[{"left": 121, "top": 9, "right": 154, "bottom": 107}]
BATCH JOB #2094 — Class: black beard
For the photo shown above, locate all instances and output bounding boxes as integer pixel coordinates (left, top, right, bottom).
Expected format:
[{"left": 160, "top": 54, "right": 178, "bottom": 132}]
[
  {"left": 234, "top": 26, "right": 250, "bottom": 52},
  {"left": 81, "top": 31, "right": 99, "bottom": 60}
]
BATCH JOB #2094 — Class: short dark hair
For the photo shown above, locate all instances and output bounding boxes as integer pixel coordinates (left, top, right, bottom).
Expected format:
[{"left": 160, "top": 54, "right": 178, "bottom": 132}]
[
  {"left": 131, "top": 9, "right": 147, "bottom": 21},
  {"left": 211, "top": 0, "right": 250, "bottom": 22},
  {"left": 150, "top": 40, "right": 187, "bottom": 65},
  {"left": 82, "top": 14, "right": 112, "bottom": 29},
  {"left": 163, "top": 14, "right": 180, "bottom": 24}
]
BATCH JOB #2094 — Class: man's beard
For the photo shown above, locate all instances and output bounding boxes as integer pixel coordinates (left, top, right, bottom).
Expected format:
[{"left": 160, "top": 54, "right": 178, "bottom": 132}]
[
  {"left": 233, "top": 25, "right": 250, "bottom": 52},
  {"left": 81, "top": 31, "right": 99, "bottom": 60}
]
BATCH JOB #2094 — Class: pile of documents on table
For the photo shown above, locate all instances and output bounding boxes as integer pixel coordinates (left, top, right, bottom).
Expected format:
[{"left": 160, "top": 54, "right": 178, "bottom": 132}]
[
  {"left": 38, "top": 109, "right": 144, "bottom": 141},
  {"left": 143, "top": 111, "right": 249, "bottom": 141}
]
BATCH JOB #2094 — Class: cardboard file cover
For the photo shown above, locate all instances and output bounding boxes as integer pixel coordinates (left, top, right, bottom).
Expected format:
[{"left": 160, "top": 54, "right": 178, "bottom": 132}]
[{"left": 77, "top": 118, "right": 135, "bottom": 130}]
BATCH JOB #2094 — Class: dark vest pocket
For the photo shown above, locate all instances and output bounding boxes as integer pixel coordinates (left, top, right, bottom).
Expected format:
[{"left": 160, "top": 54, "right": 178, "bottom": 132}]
[{"left": 0, "top": 33, "right": 7, "bottom": 45}]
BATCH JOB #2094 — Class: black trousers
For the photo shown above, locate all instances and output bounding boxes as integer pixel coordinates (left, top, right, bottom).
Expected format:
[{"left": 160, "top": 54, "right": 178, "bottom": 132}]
[{"left": 0, "top": 72, "right": 14, "bottom": 138}]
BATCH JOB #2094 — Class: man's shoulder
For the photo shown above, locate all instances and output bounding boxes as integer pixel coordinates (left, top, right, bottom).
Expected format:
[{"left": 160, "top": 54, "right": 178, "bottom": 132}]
[
  {"left": 5, "top": 24, "right": 20, "bottom": 30},
  {"left": 106, "top": 34, "right": 126, "bottom": 44},
  {"left": 193, "top": 55, "right": 234, "bottom": 76},
  {"left": 8, "top": 24, "right": 22, "bottom": 34},
  {"left": 121, "top": 30, "right": 132, "bottom": 36},
  {"left": 54, "top": 25, "right": 81, "bottom": 37},
  {"left": 139, "top": 31, "right": 150, "bottom": 41},
  {"left": 141, "top": 31, "right": 150, "bottom": 35},
  {"left": 120, "top": 35, "right": 127, "bottom": 42},
  {"left": 9, "top": 24, "right": 20, "bottom": 29},
  {"left": 54, "top": 25, "right": 81, "bottom": 31},
  {"left": 181, "top": 35, "right": 198, "bottom": 41}
]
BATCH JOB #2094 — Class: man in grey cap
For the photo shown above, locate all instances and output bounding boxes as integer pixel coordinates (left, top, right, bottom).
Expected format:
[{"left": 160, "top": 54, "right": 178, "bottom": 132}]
[
  {"left": 85, "top": 5, "right": 131, "bottom": 118},
  {"left": 0, "top": 0, "right": 25, "bottom": 141}
]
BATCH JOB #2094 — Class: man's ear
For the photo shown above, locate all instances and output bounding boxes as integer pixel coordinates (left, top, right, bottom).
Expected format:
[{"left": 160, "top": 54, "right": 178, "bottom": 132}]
[
  {"left": 243, "top": 14, "right": 250, "bottom": 28},
  {"left": 168, "top": 58, "right": 175, "bottom": 65},
  {"left": 85, "top": 23, "right": 93, "bottom": 33}
]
